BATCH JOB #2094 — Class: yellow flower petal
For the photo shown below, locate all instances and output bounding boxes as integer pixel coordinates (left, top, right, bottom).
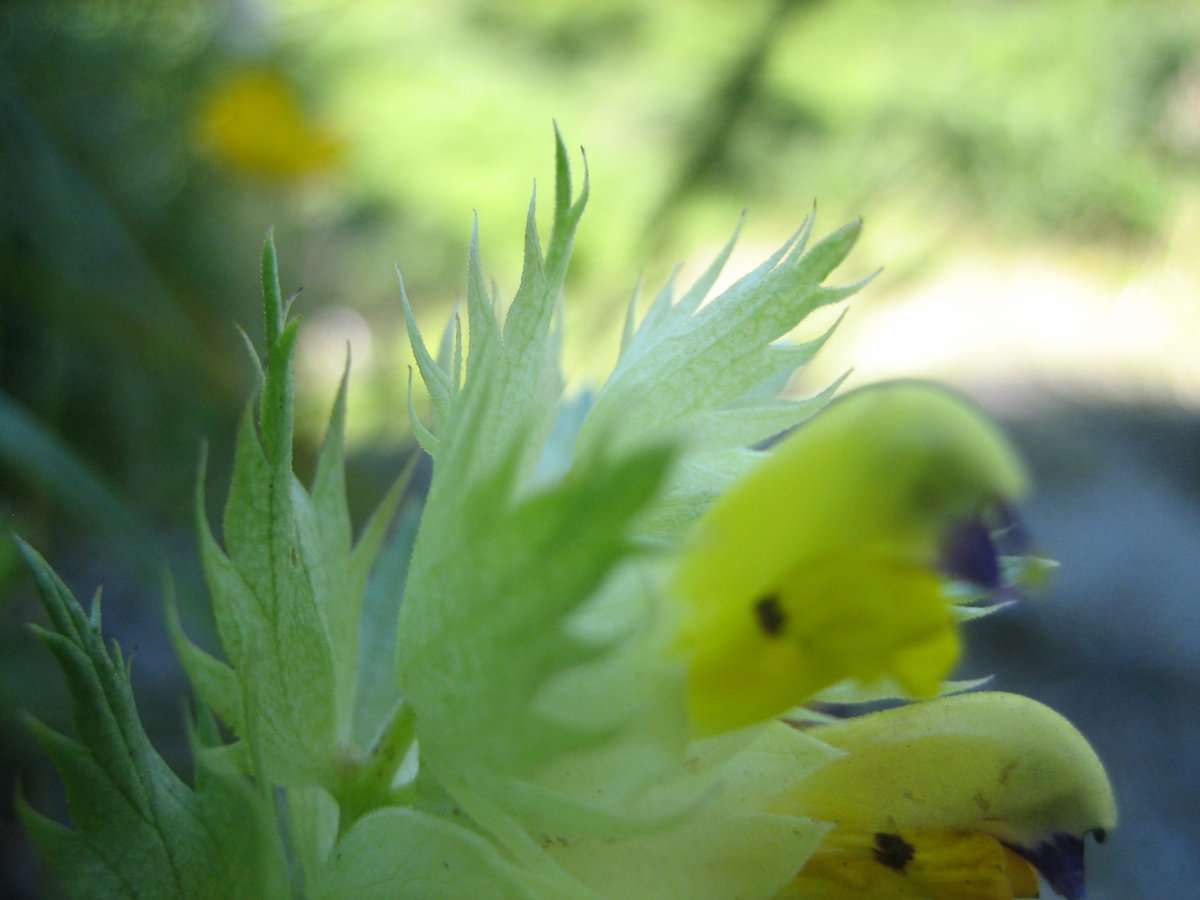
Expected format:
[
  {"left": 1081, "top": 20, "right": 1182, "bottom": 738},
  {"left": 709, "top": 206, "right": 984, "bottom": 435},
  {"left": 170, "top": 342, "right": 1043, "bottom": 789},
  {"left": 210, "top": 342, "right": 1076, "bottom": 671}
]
[
  {"left": 673, "top": 382, "right": 1027, "bottom": 735},
  {"left": 781, "top": 828, "right": 1040, "bottom": 900},
  {"left": 779, "top": 693, "right": 1115, "bottom": 900},
  {"left": 685, "top": 558, "right": 959, "bottom": 734}
]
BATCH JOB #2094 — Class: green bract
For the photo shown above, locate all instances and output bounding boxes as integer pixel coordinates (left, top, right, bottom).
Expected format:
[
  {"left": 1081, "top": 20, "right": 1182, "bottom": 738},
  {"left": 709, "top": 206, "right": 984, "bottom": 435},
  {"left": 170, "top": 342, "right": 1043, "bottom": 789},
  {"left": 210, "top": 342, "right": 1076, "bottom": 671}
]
[
  {"left": 19, "top": 130, "right": 873, "bottom": 898},
  {"left": 16, "top": 540, "right": 284, "bottom": 898}
]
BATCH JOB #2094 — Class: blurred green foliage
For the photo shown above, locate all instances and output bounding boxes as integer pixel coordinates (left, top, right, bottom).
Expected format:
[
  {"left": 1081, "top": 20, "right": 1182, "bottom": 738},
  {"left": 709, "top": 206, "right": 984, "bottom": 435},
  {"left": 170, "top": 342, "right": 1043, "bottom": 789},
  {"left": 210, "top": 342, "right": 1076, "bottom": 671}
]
[{"left": 2, "top": 3, "right": 249, "bottom": 572}]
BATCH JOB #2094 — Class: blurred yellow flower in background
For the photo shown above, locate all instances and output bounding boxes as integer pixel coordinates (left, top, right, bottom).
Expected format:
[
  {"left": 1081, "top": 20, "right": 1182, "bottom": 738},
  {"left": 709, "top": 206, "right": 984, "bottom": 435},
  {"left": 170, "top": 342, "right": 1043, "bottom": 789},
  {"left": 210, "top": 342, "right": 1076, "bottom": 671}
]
[{"left": 195, "top": 66, "right": 341, "bottom": 179}]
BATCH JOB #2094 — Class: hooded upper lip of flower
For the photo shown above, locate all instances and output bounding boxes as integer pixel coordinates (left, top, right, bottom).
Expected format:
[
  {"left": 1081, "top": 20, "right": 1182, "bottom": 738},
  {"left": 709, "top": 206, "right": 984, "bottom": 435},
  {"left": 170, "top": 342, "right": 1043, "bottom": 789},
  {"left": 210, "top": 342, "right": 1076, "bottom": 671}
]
[
  {"left": 780, "top": 691, "right": 1117, "bottom": 900},
  {"left": 672, "top": 381, "right": 1032, "bottom": 737}
]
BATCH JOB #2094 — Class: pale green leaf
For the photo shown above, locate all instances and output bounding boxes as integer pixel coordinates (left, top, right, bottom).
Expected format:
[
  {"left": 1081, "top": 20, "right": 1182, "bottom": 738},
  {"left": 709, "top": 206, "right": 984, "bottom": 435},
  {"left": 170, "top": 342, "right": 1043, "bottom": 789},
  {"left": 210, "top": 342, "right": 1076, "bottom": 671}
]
[
  {"left": 399, "top": 444, "right": 674, "bottom": 787},
  {"left": 548, "top": 723, "right": 836, "bottom": 900},
  {"left": 289, "top": 784, "right": 340, "bottom": 888},
  {"left": 572, "top": 213, "right": 868, "bottom": 544},
  {"left": 682, "top": 372, "right": 849, "bottom": 452},
  {"left": 199, "top": 406, "right": 336, "bottom": 785},
  {"left": 407, "top": 367, "right": 441, "bottom": 457},
  {"left": 355, "top": 501, "right": 422, "bottom": 746},
  {"left": 579, "top": 215, "right": 865, "bottom": 461},
  {"left": 398, "top": 269, "right": 453, "bottom": 429},
  {"left": 16, "top": 540, "right": 283, "bottom": 900},
  {"left": 165, "top": 587, "right": 245, "bottom": 735},
  {"left": 418, "top": 133, "right": 587, "bottom": 502},
  {"left": 633, "top": 447, "right": 761, "bottom": 538},
  {"left": 194, "top": 236, "right": 346, "bottom": 785},
  {"left": 310, "top": 808, "right": 539, "bottom": 900}
]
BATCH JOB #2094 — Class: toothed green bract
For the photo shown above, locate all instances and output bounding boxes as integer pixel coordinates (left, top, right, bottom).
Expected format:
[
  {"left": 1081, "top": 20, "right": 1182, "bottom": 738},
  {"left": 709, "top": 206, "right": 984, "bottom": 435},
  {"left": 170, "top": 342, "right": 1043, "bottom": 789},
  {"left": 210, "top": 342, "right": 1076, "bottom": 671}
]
[{"left": 16, "top": 539, "right": 285, "bottom": 900}]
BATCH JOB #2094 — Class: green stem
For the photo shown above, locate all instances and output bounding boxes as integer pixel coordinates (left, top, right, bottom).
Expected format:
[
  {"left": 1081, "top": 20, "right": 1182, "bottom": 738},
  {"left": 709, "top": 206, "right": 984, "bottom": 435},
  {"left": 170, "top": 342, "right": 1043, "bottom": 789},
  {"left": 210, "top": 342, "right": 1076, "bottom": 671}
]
[{"left": 331, "top": 701, "right": 417, "bottom": 833}]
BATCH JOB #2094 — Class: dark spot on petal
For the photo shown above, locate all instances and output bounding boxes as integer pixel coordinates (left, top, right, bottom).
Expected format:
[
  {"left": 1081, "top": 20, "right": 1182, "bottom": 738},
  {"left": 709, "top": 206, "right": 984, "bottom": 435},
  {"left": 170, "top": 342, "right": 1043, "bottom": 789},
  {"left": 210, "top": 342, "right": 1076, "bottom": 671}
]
[
  {"left": 754, "top": 594, "right": 786, "bottom": 637},
  {"left": 1007, "top": 833, "right": 1087, "bottom": 900},
  {"left": 940, "top": 517, "right": 1000, "bottom": 589},
  {"left": 873, "top": 832, "right": 914, "bottom": 871},
  {"left": 1090, "top": 828, "right": 1107, "bottom": 845}
]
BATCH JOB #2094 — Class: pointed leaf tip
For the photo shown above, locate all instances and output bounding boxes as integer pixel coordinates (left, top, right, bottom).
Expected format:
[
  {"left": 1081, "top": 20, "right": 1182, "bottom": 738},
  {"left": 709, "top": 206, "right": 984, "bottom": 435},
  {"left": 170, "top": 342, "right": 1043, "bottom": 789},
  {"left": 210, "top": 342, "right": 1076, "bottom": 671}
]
[
  {"left": 782, "top": 206, "right": 820, "bottom": 266},
  {"left": 572, "top": 145, "right": 590, "bottom": 220},
  {"left": 261, "top": 229, "right": 283, "bottom": 351},
  {"left": 553, "top": 121, "right": 571, "bottom": 215},
  {"left": 406, "top": 367, "right": 440, "bottom": 456},
  {"left": 12, "top": 533, "right": 36, "bottom": 568},
  {"left": 398, "top": 269, "right": 452, "bottom": 424},
  {"left": 88, "top": 587, "right": 103, "bottom": 630},
  {"left": 677, "top": 214, "right": 745, "bottom": 316},
  {"left": 283, "top": 286, "right": 304, "bottom": 323},
  {"left": 234, "top": 324, "right": 266, "bottom": 386},
  {"left": 259, "top": 318, "right": 300, "bottom": 465}
]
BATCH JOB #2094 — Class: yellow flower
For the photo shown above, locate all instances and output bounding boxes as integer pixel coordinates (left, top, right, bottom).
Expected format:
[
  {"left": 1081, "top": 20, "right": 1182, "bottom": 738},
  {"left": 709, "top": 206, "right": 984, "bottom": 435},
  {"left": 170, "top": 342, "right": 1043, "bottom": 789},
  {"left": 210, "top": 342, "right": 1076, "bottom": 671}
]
[
  {"left": 780, "top": 692, "right": 1117, "bottom": 900},
  {"left": 781, "top": 828, "right": 1039, "bottom": 900},
  {"left": 674, "top": 381, "right": 1028, "bottom": 735},
  {"left": 195, "top": 67, "right": 341, "bottom": 180}
]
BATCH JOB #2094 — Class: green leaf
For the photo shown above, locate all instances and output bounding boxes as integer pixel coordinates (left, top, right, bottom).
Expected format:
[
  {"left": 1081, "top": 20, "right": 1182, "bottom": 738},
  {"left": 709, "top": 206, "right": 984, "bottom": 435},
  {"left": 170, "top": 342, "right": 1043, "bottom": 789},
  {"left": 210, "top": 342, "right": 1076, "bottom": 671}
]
[
  {"left": 684, "top": 371, "right": 848, "bottom": 452},
  {"left": 354, "top": 501, "right": 422, "bottom": 746},
  {"left": 633, "top": 447, "right": 760, "bottom": 538},
  {"left": 393, "top": 139, "right": 607, "bottom": 837},
  {"left": 545, "top": 122, "right": 589, "bottom": 285},
  {"left": 464, "top": 216, "right": 499, "bottom": 385},
  {"left": 501, "top": 189, "right": 549, "bottom": 358},
  {"left": 193, "top": 233, "right": 410, "bottom": 785},
  {"left": 310, "top": 808, "right": 541, "bottom": 900},
  {"left": 199, "top": 402, "right": 336, "bottom": 786},
  {"left": 299, "top": 355, "right": 357, "bottom": 738},
  {"left": 288, "top": 784, "right": 340, "bottom": 889},
  {"left": 165, "top": 582, "right": 245, "bottom": 735},
  {"left": 15, "top": 539, "right": 284, "bottom": 900},
  {"left": 398, "top": 270, "right": 453, "bottom": 430},
  {"left": 576, "top": 213, "right": 869, "bottom": 536},
  {"left": 399, "top": 444, "right": 674, "bottom": 787},
  {"left": 546, "top": 722, "right": 836, "bottom": 900},
  {"left": 413, "top": 131, "right": 589, "bottom": 507},
  {"left": 195, "top": 236, "right": 339, "bottom": 787},
  {"left": 261, "top": 229, "right": 284, "bottom": 351},
  {"left": 294, "top": 355, "right": 415, "bottom": 741},
  {"left": 407, "top": 367, "right": 441, "bottom": 456}
]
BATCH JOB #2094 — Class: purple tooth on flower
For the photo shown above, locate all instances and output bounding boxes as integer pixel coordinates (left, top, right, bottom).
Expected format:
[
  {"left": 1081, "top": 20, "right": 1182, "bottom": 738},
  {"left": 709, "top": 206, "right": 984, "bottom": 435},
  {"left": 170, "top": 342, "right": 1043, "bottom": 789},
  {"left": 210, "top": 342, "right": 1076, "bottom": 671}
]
[
  {"left": 1006, "top": 832, "right": 1090, "bottom": 900},
  {"left": 939, "top": 516, "right": 1001, "bottom": 589}
]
